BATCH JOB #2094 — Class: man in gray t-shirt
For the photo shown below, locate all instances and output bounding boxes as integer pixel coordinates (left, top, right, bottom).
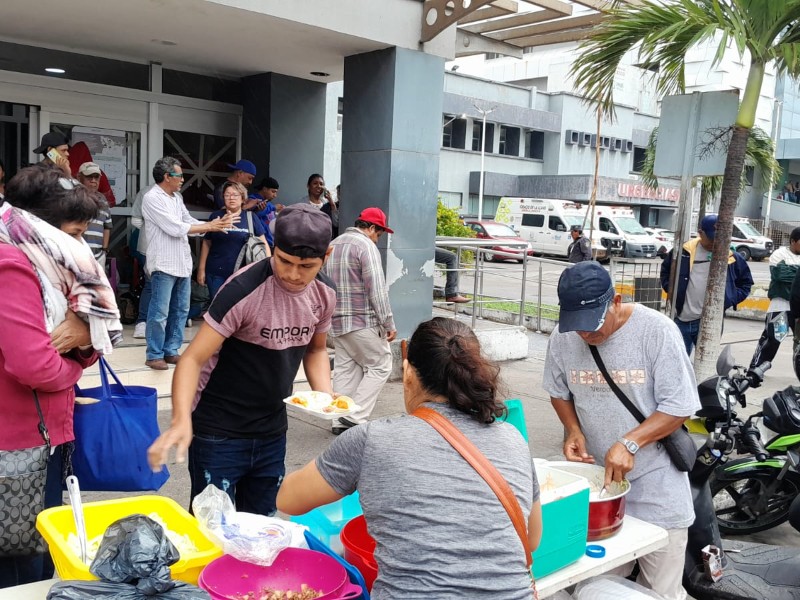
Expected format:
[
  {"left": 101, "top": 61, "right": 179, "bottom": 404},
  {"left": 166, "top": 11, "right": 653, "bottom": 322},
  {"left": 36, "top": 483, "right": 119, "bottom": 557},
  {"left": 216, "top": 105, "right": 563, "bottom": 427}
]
[{"left": 543, "top": 261, "right": 699, "bottom": 600}]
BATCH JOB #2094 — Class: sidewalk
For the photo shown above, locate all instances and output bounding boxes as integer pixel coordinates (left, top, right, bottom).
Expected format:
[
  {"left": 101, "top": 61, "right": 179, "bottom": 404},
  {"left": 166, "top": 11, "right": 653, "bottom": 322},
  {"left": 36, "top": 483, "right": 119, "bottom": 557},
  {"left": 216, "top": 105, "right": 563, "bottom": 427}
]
[{"left": 81, "top": 314, "right": 800, "bottom": 550}]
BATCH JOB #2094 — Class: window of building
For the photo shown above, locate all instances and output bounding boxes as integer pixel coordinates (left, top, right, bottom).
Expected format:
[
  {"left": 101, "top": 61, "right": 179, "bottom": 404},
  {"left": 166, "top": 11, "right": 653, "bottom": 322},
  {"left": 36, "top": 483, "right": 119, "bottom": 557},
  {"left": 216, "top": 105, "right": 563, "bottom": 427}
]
[
  {"left": 522, "top": 213, "right": 544, "bottom": 227},
  {"left": 163, "top": 130, "right": 237, "bottom": 211},
  {"left": 499, "top": 126, "right": 520, "bottom": 156},
  {"left": 525, "top": 130, "right": 545, "bottom": 160},
  {"left": 0, "top": 103, "right": 29, "bottom": 182},
  {"left": 467, "top": 194, "right": 500, "bottom": 218},
  {"left": 744, "top": 165, "right": 755, "bottom": 186},
  {"left": 472, "top": 122, "right": 495, "bottom": 153},
  {"left": 438, "top": 191, "right": 463, "bottom": 209},
  {"left": 442, "top": 116, "right": 467, "bottom": 149},
  {"left": 162, "top": 70, "right": 241, "bottom": 104},
  {"left": 632, "top": 146, "right": 647, "bottom": 173},
  {"left": 337, "top": 97, "right": 344, "bottom": 131},
  {"left": 548, "top": 216, "right": 567, "bottom": 232}
]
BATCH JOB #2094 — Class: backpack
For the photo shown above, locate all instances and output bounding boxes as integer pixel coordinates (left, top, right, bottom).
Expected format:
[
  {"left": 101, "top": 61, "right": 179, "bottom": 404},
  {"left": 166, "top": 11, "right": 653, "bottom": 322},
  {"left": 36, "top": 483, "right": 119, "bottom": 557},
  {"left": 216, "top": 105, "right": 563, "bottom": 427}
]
[{"left": 234, "top": 211, "right": 268, "bottom": 271}]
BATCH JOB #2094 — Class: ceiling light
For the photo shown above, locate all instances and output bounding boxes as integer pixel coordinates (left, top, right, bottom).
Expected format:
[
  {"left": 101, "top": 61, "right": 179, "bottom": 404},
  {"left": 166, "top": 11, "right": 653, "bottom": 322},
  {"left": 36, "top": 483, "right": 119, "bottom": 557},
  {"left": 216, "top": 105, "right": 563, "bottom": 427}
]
[
  {"left": 310, "top": 71, "right": 330, "bottom": 77},
  {"left": 45, "top": 67, "right": 65, "bottom": 74}
]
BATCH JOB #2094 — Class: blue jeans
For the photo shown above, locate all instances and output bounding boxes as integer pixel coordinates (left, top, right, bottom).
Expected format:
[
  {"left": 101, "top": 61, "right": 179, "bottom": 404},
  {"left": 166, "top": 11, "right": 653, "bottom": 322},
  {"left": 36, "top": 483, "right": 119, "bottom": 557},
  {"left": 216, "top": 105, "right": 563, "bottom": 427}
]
[
  {"left": 188, "top": 433, "right": 286, "bottom": 517},
  {"left": 0, "top": 446, "right": 62, "bottom": 588},
  {"left": 674, "top": 318, "right": 700, "bottom": 356},
  {"left": 136, "top": 274, "right": 152, "bottom": 324},
  {"left": 206, "top": 274, "right": 227, "bottom": 300},
  {"left": 146, "top": 271, "right": 190, "bottom": 360}
]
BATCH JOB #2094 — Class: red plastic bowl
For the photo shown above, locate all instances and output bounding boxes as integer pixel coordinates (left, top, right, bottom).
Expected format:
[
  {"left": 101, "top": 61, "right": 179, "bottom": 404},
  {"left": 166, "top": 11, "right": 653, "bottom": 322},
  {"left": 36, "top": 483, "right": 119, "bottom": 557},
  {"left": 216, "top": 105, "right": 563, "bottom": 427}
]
[
  {"left": 546, "top": 461, "right": 631, "bottom": 541},
  {"left": 340, "top": 515, "right": 377, "bottom": 592},
  {"left": 198, "top": 549, "right": 361, "bottom": 600}
]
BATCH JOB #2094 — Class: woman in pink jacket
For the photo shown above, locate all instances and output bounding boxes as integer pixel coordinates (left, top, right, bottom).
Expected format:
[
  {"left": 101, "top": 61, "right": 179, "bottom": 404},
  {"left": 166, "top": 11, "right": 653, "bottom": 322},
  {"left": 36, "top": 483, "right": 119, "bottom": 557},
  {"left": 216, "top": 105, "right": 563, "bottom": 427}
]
[{"left": 0, "top": 166, "right": 100, "bottom": 587}]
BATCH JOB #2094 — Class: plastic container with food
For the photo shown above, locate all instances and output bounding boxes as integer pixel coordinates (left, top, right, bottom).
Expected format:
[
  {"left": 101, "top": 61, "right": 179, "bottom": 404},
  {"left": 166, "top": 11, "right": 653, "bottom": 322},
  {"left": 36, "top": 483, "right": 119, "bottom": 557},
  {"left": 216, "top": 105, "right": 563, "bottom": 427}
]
[
  {"left": 283, "top": 391, "right": 360, "bottom": 420},
  {"left": 36, "top": 495, "right": 222, "bottom": 584},
  {"left": 547, "top": 461, "right": 631, "bottom": 541}
]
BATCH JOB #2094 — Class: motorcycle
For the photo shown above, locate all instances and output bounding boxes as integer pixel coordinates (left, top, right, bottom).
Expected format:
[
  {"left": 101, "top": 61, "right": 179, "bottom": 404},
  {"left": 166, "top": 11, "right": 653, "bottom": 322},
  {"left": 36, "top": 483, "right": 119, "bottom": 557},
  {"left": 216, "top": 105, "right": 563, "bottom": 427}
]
[
  {"left": 685, "top": 348, "right": 800, "bottom": 599},
  {"left": 688, "top": 353, "right": 800, "bottom": 535}
]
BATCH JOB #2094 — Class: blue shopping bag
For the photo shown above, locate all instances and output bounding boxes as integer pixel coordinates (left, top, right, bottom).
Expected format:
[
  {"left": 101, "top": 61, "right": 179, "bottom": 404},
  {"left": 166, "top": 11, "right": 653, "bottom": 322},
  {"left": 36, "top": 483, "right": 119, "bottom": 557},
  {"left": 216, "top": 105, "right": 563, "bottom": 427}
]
[{"left": 72, "top": 357, "right": 169, "bottom": 491}]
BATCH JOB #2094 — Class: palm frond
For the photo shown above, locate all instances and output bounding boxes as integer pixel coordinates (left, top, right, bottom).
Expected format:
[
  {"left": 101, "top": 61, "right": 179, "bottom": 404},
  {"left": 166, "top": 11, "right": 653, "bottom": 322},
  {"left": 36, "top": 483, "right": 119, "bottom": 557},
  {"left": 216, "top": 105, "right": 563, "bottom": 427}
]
[
  {"left": 744, "top": 126, "right": 781, "bottom": 190},
  {"left": 640, "top": 127, "right": 659, "bottom": 190}
]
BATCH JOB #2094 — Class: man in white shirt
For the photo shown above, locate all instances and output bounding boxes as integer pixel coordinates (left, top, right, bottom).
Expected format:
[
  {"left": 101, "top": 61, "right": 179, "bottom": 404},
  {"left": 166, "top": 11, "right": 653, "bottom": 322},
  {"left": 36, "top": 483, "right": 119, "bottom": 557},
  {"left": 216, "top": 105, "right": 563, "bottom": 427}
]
[{"left": 141, "top": 157, "right": 236, "bottom": 370}]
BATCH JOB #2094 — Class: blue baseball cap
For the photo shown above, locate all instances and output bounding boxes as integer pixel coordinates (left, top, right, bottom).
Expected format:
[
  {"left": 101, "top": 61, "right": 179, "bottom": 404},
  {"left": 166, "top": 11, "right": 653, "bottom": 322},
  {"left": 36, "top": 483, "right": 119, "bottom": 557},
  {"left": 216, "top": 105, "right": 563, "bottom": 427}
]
[
  {"left": 556, "top": 262, "right": 616, "bottom": 333},
  {"left": 227, "top": 159, "right": 257, "bottom": 176},
  {"left": 700, "top": 214, "right": 718, "bottom": 240}
]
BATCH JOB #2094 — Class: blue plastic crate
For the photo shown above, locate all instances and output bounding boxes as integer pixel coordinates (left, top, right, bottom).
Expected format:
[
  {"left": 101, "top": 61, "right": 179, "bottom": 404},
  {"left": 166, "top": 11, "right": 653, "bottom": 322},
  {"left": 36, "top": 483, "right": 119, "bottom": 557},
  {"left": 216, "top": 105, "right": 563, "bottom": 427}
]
[{"left": 290, "top": 491, "right": 363, "bottom": 555}]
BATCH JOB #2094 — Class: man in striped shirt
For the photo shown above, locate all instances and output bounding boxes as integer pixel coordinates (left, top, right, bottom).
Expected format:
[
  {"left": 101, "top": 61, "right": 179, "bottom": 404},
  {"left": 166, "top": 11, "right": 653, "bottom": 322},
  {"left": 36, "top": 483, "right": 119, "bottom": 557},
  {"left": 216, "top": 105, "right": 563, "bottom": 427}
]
[
  {"left": 141, "top": 157, "right": 236, "bottom": 370},
  {"left": 324, "top": 207, "right": 396, "bottom": 435}
]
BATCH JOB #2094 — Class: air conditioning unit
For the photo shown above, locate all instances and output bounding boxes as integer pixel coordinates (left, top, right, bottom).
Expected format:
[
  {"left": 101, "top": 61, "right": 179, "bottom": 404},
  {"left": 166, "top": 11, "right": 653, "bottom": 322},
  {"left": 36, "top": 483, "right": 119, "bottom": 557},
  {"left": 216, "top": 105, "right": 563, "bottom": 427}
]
[
  {"left": 601, "top": 136, "right": 611, "bottom": 150},
  {"left": 579, "top": 132, "right": 592, "bottom": 146},
  {"left": 622, "top": 140, "right": 634, "bottom": 153},
  {"left": 565, "top": 129, "right": 580, "bottom": 145},
  {"left": 590, "top": 134, "right": 598, "bottom": 148},
  {"left": 610, "top": 138, "right": 623, "bottom": 152}
]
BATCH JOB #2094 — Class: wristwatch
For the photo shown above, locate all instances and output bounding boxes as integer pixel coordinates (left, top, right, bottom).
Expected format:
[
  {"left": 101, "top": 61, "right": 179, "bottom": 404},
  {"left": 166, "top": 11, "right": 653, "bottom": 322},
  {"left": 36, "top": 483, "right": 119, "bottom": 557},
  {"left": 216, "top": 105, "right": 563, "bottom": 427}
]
[{"left": 619, "top": 437, "right": 640, "bottom": 455}]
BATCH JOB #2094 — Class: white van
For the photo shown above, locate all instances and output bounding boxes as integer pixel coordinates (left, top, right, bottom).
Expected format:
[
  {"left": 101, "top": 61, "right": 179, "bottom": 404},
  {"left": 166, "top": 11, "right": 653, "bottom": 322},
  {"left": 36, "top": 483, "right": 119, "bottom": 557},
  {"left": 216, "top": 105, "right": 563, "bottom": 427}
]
[
  {"left": 495, "top": 197, "right": 624, "bottom": 260},
  {"left": 593, "top": 207, "right": 659, "bottom": 259},
  {"left": 689, "top": 214, "right": 773, "bottom": 261}
]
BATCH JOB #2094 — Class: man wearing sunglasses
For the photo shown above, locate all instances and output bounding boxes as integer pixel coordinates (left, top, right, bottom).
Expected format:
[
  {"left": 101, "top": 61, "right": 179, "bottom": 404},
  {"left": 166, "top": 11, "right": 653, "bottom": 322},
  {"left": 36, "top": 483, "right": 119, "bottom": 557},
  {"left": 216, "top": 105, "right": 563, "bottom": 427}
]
[
  {"left": 324, "top": 207, "right": 396, "bottom": 435},
  {"left": 141, "top": 157, "right": 237, "bottom": 370},
  {"left": 542, "top": 261, "right": 699, "bottom": 600}
]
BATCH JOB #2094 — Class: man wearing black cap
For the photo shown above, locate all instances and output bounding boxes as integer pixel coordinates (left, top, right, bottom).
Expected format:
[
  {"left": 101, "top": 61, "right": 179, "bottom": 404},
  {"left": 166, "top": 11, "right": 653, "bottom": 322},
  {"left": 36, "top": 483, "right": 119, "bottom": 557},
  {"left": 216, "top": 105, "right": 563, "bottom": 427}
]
[
  {"left": 147, "top": 204, "right": 336, "bottom": 518},
  {"left": 543, "top": 261, "right": 699, "bottom": 600},
  {"left": 34, "top": 131, "right": 71, "bottom": 176},
  {"left": 213, "top": 159, "right": 257, "bottom": 209},
  {"left": 567, "top": 224, "right": 592, "bottom": 263},
  {"left": 324, "top": 207, "right": 396, "bottom": 435}
]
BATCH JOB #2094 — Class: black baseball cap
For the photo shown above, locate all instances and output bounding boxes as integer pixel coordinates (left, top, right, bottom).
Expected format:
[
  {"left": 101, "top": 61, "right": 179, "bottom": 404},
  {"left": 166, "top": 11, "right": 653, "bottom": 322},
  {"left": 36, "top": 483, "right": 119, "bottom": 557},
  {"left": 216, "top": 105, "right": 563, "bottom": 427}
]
[
  {"left": 556, "top": 261, "right": 616, "bottom": 332},
  {"left": 274, "top": 204, "right": 331, "bottom": 259},
  {"left": 34, "top": 132, "right": 70, "bottom": 154}
]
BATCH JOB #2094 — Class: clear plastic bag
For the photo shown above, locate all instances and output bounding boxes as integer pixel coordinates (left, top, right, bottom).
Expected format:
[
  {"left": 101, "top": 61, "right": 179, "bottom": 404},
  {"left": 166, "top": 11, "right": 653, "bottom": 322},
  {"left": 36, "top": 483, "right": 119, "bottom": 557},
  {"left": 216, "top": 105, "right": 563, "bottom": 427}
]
[
  {"left": 191, "top": 484, "right": 301, "bottom": 566},
  {"left": 773, "top": 312, "right": 789, "bottom": 342}
]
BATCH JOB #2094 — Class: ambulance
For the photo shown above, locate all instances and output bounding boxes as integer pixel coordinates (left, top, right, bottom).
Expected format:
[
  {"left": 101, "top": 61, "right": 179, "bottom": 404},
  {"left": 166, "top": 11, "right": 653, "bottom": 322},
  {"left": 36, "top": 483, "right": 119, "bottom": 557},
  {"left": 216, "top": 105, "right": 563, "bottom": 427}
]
[
  {"left": 494, "top": 197, "right": 624, "bottom": 261},
  {"left": 592, "top": 206, "right": 659, "bottom": 258}
]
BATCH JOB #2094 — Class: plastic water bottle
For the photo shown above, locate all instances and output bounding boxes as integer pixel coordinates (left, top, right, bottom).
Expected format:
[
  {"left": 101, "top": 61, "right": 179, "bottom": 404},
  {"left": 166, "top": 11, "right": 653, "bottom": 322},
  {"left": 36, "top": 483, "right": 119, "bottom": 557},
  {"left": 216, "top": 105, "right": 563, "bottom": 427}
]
[{"left": 773, "top": 312, "right": 789, "bottom": 342}]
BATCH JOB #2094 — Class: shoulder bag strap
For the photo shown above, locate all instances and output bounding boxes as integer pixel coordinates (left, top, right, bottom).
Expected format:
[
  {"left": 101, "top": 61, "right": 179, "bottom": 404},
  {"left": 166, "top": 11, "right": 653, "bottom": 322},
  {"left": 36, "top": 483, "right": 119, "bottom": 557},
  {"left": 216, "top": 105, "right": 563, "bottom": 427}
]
[
  {"left": 32, "top": 390, "right": 50, "bottom": 447},
  {"left": 246, "top": 211, "right": 254, "bottom": 236},
  {"left": 588, "top": 345, "right": 645, "bottom": 423},
  {"left": 413, "top": 406, "right": 532, "bottom": 570}
]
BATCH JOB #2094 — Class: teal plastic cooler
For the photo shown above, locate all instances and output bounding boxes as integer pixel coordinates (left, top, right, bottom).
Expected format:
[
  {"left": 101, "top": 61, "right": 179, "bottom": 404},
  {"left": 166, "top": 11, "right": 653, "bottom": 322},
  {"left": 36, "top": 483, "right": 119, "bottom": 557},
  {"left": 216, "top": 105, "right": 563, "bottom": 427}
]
[
  {"left": 290, "top": 491, "right": 363, "bottom": 555},
  {"left": 532, "top": 465, "right": 590, "bottom": 578}
]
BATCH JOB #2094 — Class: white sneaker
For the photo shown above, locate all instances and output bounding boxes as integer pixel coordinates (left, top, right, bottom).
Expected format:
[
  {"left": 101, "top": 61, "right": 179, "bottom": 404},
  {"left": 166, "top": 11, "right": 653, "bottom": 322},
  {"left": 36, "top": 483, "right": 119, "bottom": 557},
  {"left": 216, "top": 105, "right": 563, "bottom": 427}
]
[{"left": 133, "top": 322, "right": 146, "bottom": 338}]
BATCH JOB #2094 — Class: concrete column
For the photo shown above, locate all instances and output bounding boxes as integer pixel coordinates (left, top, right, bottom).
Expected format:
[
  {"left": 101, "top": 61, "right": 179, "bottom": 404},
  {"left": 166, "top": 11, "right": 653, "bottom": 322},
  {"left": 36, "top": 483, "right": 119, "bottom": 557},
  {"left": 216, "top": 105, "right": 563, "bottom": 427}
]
[
  {"left": 341, "top": 47, "right": 445, "bottom": 338},
  {"left": 240, "top": 73, "right": 327, "bottom": 201}
]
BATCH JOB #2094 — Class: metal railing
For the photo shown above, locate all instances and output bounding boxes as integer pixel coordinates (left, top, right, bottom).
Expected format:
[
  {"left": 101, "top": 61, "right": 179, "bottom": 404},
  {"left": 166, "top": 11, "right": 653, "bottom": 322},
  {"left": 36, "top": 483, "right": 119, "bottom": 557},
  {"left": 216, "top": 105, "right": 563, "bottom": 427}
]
[{"left": 433, "top": 239, "right": 668, "bottom": 332}]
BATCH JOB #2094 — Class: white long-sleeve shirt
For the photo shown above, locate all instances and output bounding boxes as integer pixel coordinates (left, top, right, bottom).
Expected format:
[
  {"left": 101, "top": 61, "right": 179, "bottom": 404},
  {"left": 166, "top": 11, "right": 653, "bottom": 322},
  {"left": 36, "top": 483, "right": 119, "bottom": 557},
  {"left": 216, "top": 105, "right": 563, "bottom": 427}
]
[{"left": 141, "top": 185, "right": 201, "bottom": 278}]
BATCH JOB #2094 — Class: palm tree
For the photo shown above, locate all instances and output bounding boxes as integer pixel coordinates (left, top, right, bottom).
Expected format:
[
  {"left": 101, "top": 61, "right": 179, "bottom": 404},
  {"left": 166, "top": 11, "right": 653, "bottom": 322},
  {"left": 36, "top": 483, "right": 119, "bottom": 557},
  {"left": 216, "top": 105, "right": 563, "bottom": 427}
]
[
  {"left": 570, "top": 0, "right": 800, "bottom": 380},
  {"left": 641, "top": 125, "right": 781, "bottom": 223}
]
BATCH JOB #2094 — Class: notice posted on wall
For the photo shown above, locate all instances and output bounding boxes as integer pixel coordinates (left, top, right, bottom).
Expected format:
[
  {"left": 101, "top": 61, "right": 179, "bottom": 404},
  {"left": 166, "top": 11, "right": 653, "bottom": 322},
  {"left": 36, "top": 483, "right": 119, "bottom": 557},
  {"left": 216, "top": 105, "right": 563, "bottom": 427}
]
[{"left": 71, "top": 126, "right": 127, "bottom": 203}]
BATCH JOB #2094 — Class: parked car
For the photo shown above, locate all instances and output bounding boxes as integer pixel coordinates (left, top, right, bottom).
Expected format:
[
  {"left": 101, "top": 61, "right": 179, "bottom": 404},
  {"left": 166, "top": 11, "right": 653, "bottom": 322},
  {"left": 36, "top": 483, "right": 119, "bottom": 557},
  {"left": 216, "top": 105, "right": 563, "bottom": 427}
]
[
  {"left": 464, "top": 219, "right": 535, "bottom": 263},
  {"left": 644, "top": 227, "right": 674, "bottom": 257}
]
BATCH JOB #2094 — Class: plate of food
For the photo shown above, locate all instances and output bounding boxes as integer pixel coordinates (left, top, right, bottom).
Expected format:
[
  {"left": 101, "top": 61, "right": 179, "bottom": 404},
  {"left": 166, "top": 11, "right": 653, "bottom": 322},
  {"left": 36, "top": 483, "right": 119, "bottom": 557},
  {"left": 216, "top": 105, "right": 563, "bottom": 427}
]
[{"left": 283, "top": 391, "right": 360, "bottom": 419}]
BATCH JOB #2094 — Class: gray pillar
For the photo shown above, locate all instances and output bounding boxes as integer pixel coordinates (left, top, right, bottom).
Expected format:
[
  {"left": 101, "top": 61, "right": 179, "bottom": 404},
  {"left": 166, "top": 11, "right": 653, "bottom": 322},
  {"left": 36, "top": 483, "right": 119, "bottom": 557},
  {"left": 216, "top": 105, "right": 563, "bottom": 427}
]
[
  {"left": 341, "top": 47, "right": 445, "bottom": 338},
  {"left": 241, "top": 73, "right": 326, "bottom": 202}
]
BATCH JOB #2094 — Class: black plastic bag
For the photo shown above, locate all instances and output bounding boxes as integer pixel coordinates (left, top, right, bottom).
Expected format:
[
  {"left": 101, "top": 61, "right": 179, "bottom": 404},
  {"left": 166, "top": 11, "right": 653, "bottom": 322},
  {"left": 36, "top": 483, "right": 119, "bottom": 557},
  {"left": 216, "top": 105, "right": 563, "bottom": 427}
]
[{"left": 47, "top": 515, "right": 209, "bottom": 599}]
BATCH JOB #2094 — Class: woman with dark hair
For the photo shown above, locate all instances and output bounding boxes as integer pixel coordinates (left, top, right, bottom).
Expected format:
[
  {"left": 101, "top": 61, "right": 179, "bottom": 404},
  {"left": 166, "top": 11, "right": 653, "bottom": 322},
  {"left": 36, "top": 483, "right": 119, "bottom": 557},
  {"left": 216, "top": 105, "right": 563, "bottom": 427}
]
[
  {"left": 278, "top": 317, "right": 542, "bottom": 599},
  {"left": 0, "top": 165, "right": 107, "bottom": 587},
  {"left": 300, "top": 173, "right": 333, "bottom": 209},
  {"left": 197, "top": 180, "right": 269, "bottom": 298}
]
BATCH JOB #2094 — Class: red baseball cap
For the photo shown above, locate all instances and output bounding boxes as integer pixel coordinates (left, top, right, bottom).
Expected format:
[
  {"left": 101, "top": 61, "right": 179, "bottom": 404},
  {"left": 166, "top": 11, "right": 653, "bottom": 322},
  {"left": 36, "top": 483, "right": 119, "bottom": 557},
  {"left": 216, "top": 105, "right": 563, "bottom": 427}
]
[{"left": 358, "top": 207, "right": 394, "bottom": 234}]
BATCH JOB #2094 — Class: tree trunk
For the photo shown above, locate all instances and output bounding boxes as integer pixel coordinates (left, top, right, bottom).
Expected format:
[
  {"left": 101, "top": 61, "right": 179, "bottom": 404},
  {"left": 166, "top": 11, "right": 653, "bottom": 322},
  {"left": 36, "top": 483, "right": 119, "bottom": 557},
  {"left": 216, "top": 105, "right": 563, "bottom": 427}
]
[{"left": 693, "top": 125, "right": 750, "bottom": 382}]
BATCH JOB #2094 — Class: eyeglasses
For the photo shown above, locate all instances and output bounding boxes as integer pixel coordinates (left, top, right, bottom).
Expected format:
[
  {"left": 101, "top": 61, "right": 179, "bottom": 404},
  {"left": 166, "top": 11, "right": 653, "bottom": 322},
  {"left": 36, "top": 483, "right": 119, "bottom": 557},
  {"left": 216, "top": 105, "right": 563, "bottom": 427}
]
[{"left": 169, "top": 172, "right": 185, "bottom": 178}]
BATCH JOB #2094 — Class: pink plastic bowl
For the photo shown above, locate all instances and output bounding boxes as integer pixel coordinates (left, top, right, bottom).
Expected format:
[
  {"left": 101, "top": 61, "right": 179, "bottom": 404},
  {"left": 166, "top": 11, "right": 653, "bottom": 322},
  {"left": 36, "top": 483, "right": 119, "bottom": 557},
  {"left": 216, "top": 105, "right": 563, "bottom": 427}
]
[{"left": 198, "top": 549, "right": 362, "bottom": 600}]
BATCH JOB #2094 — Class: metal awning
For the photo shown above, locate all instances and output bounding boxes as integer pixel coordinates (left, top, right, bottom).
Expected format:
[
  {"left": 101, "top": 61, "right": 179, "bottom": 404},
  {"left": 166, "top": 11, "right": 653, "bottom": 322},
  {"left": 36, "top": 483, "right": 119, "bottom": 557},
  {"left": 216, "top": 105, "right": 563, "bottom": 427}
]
[{"left": 422, "top": 0, "right": 639, "bottom": 58}]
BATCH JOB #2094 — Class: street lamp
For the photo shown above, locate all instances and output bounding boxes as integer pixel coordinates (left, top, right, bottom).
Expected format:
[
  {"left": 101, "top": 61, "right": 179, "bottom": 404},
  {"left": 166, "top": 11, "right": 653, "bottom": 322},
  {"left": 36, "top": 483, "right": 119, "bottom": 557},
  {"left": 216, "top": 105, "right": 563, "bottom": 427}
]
[{"left": 474, "top": 103, "right": 496, "bottom": 220}]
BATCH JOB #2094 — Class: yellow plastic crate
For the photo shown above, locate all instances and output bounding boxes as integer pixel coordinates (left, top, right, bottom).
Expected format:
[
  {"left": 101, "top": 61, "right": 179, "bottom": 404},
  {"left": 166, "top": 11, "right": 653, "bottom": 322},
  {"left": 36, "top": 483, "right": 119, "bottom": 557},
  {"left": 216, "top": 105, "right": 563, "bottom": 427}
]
[{"left": 36, "top": 495, "right": 222, "bottom": 584}]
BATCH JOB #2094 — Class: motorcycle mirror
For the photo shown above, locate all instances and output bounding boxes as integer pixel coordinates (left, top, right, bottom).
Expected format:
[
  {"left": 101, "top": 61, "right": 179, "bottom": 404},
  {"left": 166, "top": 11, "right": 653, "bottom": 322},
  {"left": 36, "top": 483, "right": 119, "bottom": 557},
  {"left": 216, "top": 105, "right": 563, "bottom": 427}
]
[{"left": 716, "top": 346, "right": 736, "bottom": 377}]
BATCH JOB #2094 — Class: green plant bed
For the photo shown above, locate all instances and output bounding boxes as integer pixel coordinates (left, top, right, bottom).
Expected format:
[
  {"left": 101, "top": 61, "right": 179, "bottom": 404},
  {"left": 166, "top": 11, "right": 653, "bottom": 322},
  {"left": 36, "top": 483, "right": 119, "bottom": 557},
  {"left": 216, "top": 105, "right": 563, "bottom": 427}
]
[{"left": 476, "top": 298, "right": 560, "bottom": 320}]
